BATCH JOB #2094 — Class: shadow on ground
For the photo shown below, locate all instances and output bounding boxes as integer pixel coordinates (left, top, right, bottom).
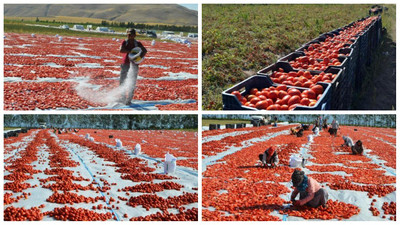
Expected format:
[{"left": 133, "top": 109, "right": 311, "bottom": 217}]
[{"left": 352, "top": 31, "right": 396, "bottom": 110}]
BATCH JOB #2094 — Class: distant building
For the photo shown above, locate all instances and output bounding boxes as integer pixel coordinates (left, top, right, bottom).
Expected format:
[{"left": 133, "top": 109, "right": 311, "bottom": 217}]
[
  {"left": 60, "top": 24, "right": 69, "bottom": 30},
  {"left": 39, "top": 122, "right": 47, "bottom": 129},
  {"left": 146, "top": 30, "right": 157, "bottom": 38},
  {"left": 96, "top": 27, "right": 109, "bottom": 32},
  {"left": 162, "top": 31, "right": 175, "bottom": 36},
  {"left": 73, "top": 25, "right": 84, "bottom": 30}
]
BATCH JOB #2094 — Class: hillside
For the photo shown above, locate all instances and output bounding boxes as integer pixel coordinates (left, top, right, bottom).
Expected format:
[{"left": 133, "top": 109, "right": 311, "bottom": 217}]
[{"left": 4, "top": 4, "right": 197, "bottom": 26}]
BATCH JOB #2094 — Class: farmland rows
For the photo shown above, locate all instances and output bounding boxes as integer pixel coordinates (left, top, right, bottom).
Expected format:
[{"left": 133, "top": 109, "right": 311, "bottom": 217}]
[
  {"left": 202, "top": 124, "right": 297, "bottom": 157},
  {"left": 202, "top": 125, "right": 396, "bottom": 221},
  {"left": 4, "top": 33, "right": 198, "bottom": 110},
  {"left": 4, "top": 129, "right": 198, "bottom": 221},
  {"left": 73, "top": 129, "right": 198, "bottom": 170}
]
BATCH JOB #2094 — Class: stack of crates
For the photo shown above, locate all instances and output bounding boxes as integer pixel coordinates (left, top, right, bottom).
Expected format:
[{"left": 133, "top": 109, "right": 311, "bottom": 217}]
[{"left": 221, "top": 16, "right": 382, "bottom": 110}]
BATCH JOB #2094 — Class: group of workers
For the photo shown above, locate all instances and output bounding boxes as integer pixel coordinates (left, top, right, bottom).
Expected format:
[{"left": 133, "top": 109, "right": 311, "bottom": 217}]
[
  {"left": 53, "top": 127, "right": 80, "bottom": 134},
  {"left": 258, "top": 118, "right": 364, "bottom": 208}
]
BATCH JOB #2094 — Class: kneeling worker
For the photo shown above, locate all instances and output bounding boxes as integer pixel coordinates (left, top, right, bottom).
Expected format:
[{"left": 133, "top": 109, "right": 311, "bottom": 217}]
[{"left": 290, "top": 170, "right": 328, "bottom": 208}]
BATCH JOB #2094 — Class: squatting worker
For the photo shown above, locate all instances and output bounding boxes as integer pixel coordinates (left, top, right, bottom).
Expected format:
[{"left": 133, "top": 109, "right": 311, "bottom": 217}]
[
  {"left": 290, "top": 170, "right": 328, "bottom": 208},
  {"left": 342, "top": 135, "right": 354, "bottom": 147},
  {"left": 259, "top": 146, "right": 279, "bottom": 168},
  {"left": 119, "top": 28, "right": 147, "bottom": 104}
]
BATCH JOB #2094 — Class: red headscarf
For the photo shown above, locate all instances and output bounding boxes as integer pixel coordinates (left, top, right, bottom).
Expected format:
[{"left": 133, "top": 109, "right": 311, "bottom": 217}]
[{"left": 268, "top": 147, "right": 275, "bottom": 156}]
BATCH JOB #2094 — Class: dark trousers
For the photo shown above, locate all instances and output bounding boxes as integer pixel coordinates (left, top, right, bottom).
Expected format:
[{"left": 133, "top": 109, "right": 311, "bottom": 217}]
[{"left": 299, "top": 188, "right": 328, "bottom": 208}]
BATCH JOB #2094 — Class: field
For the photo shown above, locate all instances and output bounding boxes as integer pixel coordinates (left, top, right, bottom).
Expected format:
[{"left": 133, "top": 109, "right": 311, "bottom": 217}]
[
  {"left": 202, "top": 123, "right": 396, "bottom": 221},
  {"left": 4, "top": 19, "right": 193, "bottom": 37},
  {"left": 202, "top": 4, "right": 396, "bottom": 110},
  {"left": 4, "top": 128, "right": 198, "bottom": 221},
  {"left": 4, "top": 32, "right": 198, "bottom": 110}
]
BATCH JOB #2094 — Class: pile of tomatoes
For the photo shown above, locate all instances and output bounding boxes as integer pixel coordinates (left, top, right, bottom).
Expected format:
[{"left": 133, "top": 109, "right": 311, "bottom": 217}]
[
  {"left": 289, "top": 55, "right": 343, "bottom": 71},
  {"left": 121, "top": 181, "right": 183, "bottom": 193},
  {"left": 227, "top": 16, "right": 380, "bottom": 110},
  {"left": 269, "top": 68, "right": 337, "bottom": 86},
  {"left": 82, "top": 128, "right": 198, "bottom": 170},
  {"left": 131, "top": 207, "right": 198, "bottom": 221},
  {"left": 44, "top": 206, "right": 113, "bottom": 221},
  {"left": 281, "top": 200, "right": 360, "bottom": 220},
  {"left": 127, "top": 192, "right": 198, "bottom": 213},
  {"left": 4, "top": 129, "right": 198, "bottom": 221},
  {"left": 382, "top": 202, "right": 396, "bottom": 216},
  {"left": 232, "top": 84, "right": 325, "bottom": 110},
  {"left": 202, "top": 123, "right": 395, "bottom": 221},
  {"left": 4, "top": 33, "right": 198, "bottom": 110},
  {"left": 202, "top": 125, "right": 295, "bottom": 157},
  {"left": 4, "top": 206, "right": 44, "bottom": 221}
]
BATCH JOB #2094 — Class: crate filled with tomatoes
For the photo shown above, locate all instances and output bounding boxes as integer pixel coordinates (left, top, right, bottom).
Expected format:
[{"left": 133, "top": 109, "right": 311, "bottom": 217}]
[
  {"left": 221, "top": 16, "right": 381, "bottom": 110},
  {"left": 222, "top": 75, "right": 331, "bottom": 110}
]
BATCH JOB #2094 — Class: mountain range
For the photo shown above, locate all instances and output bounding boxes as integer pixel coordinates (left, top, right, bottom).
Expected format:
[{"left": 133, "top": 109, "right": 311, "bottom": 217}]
[{"left": 4, "top": 4, "right": 198, "bottom": 26}]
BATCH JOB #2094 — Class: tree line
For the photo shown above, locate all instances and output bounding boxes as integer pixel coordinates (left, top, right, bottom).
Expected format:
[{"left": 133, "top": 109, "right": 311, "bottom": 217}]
[{"left": 33, "top": 17, "right": 197, "bottom": 32}]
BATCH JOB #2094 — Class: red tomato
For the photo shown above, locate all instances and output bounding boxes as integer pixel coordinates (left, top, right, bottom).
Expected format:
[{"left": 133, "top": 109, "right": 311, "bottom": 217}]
[
  {"left": 265, "top": 99, "right": 274, "bottom": 106},
  {"left": 267, "top": 104, "right": 281, "bottom": 110},
  {"left": 276, "top": 85, "right": 287, "bottom": 91},
  {"left": 288, "top": 95, "right": 301, "bottom": 106},
  {"left": 268, "top": 90, "right": 278, "bottom": 100},
  {"left": 261, "top": 90, "right": 269, "bottom": 97},
  {"left": 287, "top": 88, "right": 301, "bottom": 96},
  {"left": 231, "top": 91, "right": 241, "bottom": 98},
  {"left": 311, "top": 85, "right": 324, "bottom": 95},
  {"left": 250, "top": 88, "right": 259, "bottom": 95},
  {"left": 303, "top": 89, "right": 316, "bottom": 99},
  {"left": 303, "top": 81, "right": 314, "bottom": 88},
  {"left": 282, "top": 81, "right": 294, "bottom": 86},
  {"left": 281, "top": 95, "right": 291, "bottom": 105},
  {"left": 300, "top": 98, "right": 310, "bottom": 106},
  {"left": 250, "top": 97, "right": 260, "bottom": 105},
  {"left": 255, "top": 100, "right": 269, "bottom": 109},
  {"left": 303, "top": 71, "right": 312, "bottom": 79},
  {"left": 258, "top": 95, "right": 267, "bottom": 101},
  {"left": 278, "top": 90, "right": 288, "bottom": 99},
  {"left": 294, "top": 81, "right": 303, "bottom": 87},
  {"left": 280, "top": 105, "right": 289, "bottom": 110},
  {"left": 246, "top": 94, "right": 257, "bottom": 101}
]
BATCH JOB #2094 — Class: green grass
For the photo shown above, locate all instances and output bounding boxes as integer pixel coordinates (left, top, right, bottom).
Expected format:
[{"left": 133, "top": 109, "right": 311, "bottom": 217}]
[
  {"left": 202, "top": 4, "right": 395, "bottom": 110},
  {"left": 4, "top": 127, "right": 21, "bottom": 130},
  {"left": 202, "top": 119, "right": 251, "bottom": 126}
]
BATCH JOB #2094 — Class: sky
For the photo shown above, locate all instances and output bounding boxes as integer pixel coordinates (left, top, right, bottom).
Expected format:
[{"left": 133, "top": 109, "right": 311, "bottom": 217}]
[{"left": 179, "top": 4, "right": 198, "bottom": 11}]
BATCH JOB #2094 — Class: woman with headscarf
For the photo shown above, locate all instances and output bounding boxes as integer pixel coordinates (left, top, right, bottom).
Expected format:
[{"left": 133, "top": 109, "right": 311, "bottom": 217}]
[
  {"left": 290, "top": 170, "right": 328, "bottom": 208},
  {"left": 259, "top": 146, "right": 279, "bottom": 168}
]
